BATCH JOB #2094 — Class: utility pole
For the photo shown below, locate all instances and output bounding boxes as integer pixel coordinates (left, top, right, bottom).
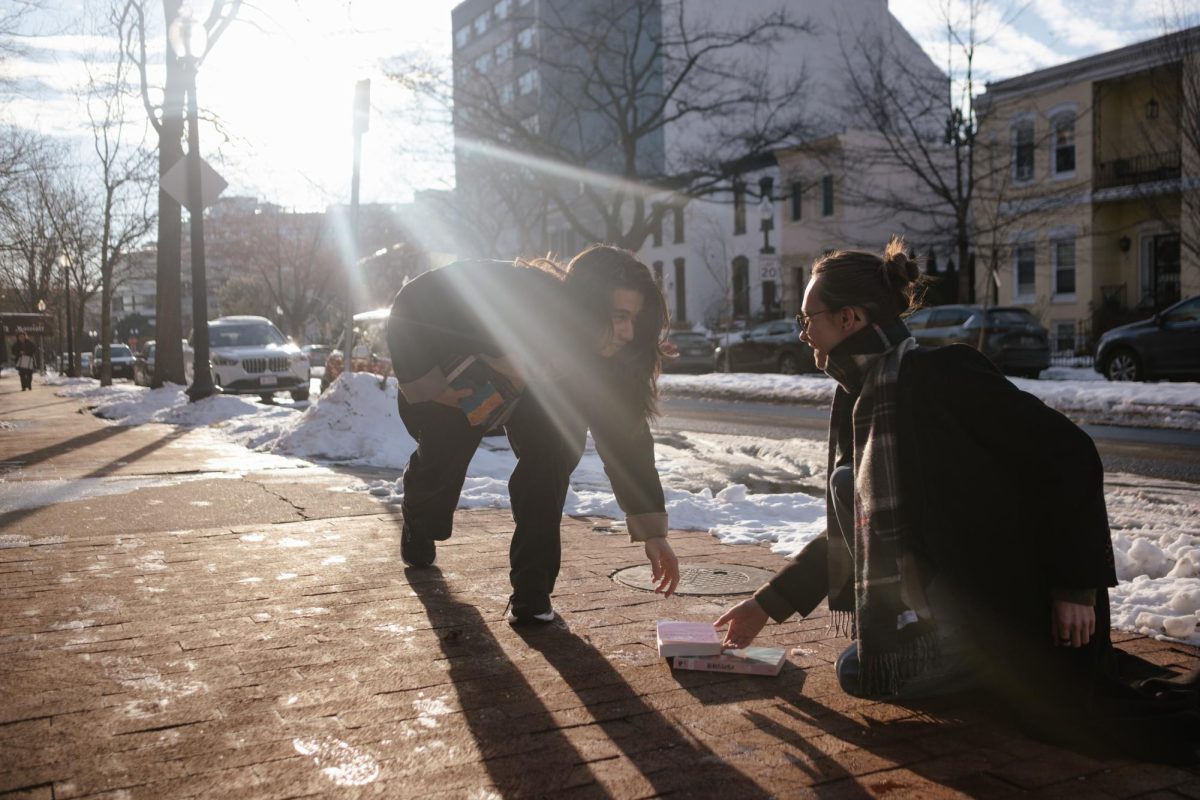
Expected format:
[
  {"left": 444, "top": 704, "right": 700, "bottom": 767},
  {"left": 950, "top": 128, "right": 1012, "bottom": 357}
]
[{"left": 342, "top": 79, "right": 370, "bottom": 376}]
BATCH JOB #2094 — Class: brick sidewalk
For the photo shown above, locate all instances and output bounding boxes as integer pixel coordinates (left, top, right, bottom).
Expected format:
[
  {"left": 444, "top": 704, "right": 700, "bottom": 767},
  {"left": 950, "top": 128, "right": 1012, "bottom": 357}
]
[{"left": 1, "top": 378, "right": 1198, "bottom": 798}]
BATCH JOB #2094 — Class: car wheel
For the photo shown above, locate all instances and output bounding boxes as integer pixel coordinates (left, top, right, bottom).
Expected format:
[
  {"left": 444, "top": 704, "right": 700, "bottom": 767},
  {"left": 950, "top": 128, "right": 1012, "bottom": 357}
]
[
  {"left": 778, "top": 353, "right": 799, "bottom": 375},
  {"left": 1104, "top": 348, "right": 1142, "bottom": 382},
  {"left": 291, "top": 388, "right": 310, "bottom": 402},
  {"left": 260, "top": 393, "right": 276, "bottom": 404}
]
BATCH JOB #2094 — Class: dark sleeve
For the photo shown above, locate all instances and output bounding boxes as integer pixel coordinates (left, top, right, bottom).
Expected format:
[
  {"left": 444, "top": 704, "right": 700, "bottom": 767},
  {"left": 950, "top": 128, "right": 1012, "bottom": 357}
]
[
  {"left": 753, "top": 533, "right": 830, "bottom": 622},
  {"left": 587, "top": 399, "right": 667, "bottom": 541},
  {"left": 917, "top": 346, "right": 1116, "bottom": 590}
]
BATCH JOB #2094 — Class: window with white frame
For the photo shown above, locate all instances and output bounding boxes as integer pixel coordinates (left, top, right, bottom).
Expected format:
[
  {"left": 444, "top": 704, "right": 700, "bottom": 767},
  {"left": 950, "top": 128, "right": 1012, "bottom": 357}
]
[
  {"left": 1051, "top": 237, "right": 1076, "bottom": 296},
  {"left": 1014, "top": 242, "right": 1036, "bottom": 298},
  {"left": 499, "top": 82, "right": 514, "bottom": 104},
  {"left": 1051, "top": 112, "right": 1075, "bottom": 175},
  {"left": 1012, "top": 119, "right": 1034, "bottom": 182},
  {"left": 1052, "top": 320, "right": 1076, "bottom": 353},
  {"left": 474, "top": 52, "right": 492, "bottom": 73},
  {"left": 495, "top": 40, "right": 513, "bottom": 64},
  {"left": 474, "top": 13, "right": 488, "bottom": 35},
  {"left": 494, "top": 0, "right": 511, "bottom": 19},
  {"left": 517, "top": 26, "right": 535, "bottom": 50},
  {"left": 517, "top": 69, "right": 539, "bottom": 95},
  {"left": 455, "top": 26, "right": 470, "bottom": 48},
  {"left": 821, "top": 175, "right": 834, "bottom": 216}
]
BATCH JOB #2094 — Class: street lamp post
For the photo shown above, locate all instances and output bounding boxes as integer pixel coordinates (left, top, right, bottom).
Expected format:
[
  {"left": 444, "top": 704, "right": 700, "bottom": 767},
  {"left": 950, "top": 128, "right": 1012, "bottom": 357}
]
[
  {"left": 58, "top": 254, "right": 75, "bottom": 377},
  {"left": 170, "top": 6, "right": 217, "bottom": 402},
  {"left": 36, "top": 299, "right": 46, "bottom": 374}
]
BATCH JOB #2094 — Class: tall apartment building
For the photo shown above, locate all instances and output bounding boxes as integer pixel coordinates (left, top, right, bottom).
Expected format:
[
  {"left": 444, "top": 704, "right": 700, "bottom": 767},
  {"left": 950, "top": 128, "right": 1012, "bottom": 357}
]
[
  {"left": 451, "top": 0, "right": 664, "bottom": 258},
  {"left": 974, "top": 28, "right": 1199, "bottom": 354}
]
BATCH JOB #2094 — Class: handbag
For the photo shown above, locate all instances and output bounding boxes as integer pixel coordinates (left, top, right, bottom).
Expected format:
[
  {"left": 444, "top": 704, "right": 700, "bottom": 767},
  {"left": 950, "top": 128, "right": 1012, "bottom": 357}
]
[{"left": 16, "top": 354, "right": 34, "bottom": 371}]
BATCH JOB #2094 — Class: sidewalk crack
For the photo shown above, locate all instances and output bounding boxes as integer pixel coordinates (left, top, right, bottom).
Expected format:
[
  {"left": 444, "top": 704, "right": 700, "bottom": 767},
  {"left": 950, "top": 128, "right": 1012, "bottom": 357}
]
[{"left": 254, "top": 481, "right": 313, "bottom": 521}]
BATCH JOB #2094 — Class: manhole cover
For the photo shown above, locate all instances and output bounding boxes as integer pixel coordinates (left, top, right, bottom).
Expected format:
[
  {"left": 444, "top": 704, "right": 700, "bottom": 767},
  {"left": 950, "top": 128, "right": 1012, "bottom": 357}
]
[{"left": 612, "top": 563, "right": 775, "bottom": 596}]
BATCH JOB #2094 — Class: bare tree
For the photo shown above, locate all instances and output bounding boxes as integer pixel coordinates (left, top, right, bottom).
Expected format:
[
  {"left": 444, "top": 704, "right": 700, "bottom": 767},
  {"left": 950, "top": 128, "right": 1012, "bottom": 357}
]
[
  {"left": 86, "top": 10, "right": 157, "bottom": 386},
  {"left": 116, "top": 0, "right": 242, "bottom": 387},
  {"left": 833, "top": 0, "right": 1036, "bottom": 303},
  {"left": 213, "top": 208, "right": 339, "bottom": 338},
  {"left": 0, "top": 142, "right": 66, "bottom": 313},
  {"left": 392, "top": 0, "right": 815, "bottom": 254}
]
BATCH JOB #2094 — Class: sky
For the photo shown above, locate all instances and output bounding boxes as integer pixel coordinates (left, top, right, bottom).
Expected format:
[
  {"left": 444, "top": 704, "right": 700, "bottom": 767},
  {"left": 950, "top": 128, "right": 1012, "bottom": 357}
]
[{"left": 0, "top": 0, "right": 1191, "bottom": 212}]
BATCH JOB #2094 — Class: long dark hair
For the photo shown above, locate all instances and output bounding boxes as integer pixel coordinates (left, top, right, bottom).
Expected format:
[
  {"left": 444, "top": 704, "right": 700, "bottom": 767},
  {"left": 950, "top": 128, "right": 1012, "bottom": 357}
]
[
  {"left": 811, "top": 236, "right": 926, "bottom": 322},
  {"left": 562, "top": 244, "right": 669, "bottom": 419}
]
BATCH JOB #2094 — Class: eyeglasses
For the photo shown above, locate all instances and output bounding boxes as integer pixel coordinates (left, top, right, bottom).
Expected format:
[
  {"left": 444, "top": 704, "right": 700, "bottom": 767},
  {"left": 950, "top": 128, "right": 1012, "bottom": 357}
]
[{"left": 795, "top": 309, "right": 835, "bottom": 330}]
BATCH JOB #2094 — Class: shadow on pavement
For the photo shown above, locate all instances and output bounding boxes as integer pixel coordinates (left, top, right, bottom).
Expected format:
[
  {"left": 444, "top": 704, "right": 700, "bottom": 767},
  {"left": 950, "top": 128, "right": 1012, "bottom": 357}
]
[
  {"left": 514, "top": 620, "right": 772, "bottom": 796},
  {"left": 407, "top": 566, "right": 610, "bottom": 797},
  {"left": 0, "top": 427, "right": 188, "bottom": 531}
]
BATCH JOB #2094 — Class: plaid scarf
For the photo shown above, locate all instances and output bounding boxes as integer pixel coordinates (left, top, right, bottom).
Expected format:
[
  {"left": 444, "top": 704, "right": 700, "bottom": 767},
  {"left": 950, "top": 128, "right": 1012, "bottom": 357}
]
[{"left": 823, "top": 318, "right": 939, "bottom": 696}]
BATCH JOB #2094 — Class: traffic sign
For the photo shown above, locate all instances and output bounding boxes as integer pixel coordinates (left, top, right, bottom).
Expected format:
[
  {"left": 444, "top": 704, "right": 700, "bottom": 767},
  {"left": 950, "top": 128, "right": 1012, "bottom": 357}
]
[{"left": 161, "top": 156, "right": 228, "bottom": 210}]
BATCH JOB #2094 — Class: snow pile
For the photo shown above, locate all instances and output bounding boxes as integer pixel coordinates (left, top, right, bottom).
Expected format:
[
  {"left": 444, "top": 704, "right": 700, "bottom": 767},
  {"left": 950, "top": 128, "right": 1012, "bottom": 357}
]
[
  {"left": 57, "top": 380, "right": 280, "bottom": 427},
  {"left": 659, "top": 372, "right": 1200, "bottom": 430},
  {"left": 1106, "top": 477, "right": 1200, "bottom": 643},
  {"left": 256, "top": 373, "right": 414, "bottom": 466}
]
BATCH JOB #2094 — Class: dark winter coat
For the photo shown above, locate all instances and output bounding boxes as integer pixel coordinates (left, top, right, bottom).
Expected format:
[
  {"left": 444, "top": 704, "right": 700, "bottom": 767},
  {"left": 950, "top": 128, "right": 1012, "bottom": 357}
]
[
  {"left": 387, "top": 259, "right": 667, "bottom": 538},
  {"left": 11, "top": 338, "right": 37, "bottom": 368},
  {"left": 756, "top": 344, "right": 1117, "bottom": 707}
]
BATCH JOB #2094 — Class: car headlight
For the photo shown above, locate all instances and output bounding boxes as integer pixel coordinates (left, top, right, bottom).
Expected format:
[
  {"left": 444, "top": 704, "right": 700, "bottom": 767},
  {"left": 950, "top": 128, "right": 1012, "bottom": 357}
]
[
  {"left": 289, "top": 353, "right": 307, "bottom": 364},
  {"left": 212, "top": 354, "right": 238, "bottom": 367}
]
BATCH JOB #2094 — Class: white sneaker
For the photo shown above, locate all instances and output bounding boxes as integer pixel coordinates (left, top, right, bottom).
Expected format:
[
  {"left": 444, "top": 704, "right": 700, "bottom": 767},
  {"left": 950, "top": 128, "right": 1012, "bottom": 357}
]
[{"left": 506, "top": 608, "right": 556, "bottom": 625}]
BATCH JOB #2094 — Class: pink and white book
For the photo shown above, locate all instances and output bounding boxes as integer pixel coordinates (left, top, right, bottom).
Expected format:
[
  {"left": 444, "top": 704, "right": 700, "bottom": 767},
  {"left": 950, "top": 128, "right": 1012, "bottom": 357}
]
[
  {"left": 670, "top": 647, "right": 788, "bottom": 677},
  {"left": 656, "top": 620, "right": 723, "bottom": 658}
]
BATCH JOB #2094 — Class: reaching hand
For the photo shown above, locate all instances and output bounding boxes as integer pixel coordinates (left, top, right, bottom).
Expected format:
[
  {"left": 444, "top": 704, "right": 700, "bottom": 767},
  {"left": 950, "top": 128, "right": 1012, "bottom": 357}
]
[
  {"left": 1052, "top": 600, "right": 1095, "bottom": 648},
  {"left": 644, "top": 538, "right": 679, "bottom": 598},
  {"left": 714, "top": 597, "right": 769, "bottom": 650}
]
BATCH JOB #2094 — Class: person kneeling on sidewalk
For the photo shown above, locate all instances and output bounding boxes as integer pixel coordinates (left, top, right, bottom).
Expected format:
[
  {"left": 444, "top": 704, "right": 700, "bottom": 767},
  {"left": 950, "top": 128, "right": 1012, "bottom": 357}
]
[
  {"left": 387, "top": 245, "right": 680, "bottom": 624},
  {"left": 715, "top": 238, "right": 1200, "bottom": 763}
]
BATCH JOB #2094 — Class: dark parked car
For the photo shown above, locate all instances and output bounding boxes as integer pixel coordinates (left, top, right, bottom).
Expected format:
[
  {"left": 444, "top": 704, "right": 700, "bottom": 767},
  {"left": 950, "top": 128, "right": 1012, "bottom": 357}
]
[
  {"left": 1094, "top": 294, "right": 1200, "bottom": 381},
  {"left": 905, "top": 305, "right": 1050, "bottom": 378},
  {"left": 92, "top": 343, "right": 135, "bottom": 380},
  {"left": 713, "top": 319, "right": 816, "bottom": 374},
  {"left": 133, "top": 341, "right": 156, "bottom": 386},
  {"left": 662, "top": 331, "right": 715, "bottom": 373}
]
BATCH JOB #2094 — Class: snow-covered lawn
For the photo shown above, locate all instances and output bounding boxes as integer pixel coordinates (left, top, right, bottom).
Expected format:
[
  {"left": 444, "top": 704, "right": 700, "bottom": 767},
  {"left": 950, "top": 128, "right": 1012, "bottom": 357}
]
[{"left": 52, "top": 373, "right": 1200, "bottom": 646}]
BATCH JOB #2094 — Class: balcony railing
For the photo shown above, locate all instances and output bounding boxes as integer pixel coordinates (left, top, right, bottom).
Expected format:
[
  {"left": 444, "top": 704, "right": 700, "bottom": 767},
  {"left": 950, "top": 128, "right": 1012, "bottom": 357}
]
[{"left": 1094, "top": 150, "right": 1181, "bottom": 190}]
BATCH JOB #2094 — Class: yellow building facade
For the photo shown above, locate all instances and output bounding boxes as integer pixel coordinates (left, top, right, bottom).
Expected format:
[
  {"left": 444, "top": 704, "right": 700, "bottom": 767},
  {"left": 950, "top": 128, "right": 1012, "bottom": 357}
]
[{"left": 974, "top": 30, "right": 1197, "bottom": 354}]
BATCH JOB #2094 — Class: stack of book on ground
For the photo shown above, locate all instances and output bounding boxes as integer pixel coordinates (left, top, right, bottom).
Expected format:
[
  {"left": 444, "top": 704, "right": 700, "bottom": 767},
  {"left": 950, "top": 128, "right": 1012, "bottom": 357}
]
[{"left": 656, "top": 620, "right": 787, "bottom": 676}]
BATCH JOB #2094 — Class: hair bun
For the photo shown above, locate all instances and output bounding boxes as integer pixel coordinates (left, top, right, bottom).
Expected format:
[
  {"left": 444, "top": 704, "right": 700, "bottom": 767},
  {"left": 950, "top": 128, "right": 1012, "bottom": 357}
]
[{"left": 882, "top": 236, "right": 919, "bottom": 286}]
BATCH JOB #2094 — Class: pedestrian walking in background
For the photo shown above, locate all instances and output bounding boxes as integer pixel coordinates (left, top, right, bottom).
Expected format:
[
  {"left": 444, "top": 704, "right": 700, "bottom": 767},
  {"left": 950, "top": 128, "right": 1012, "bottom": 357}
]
[
  {"left": 11, "top": 331, "right": 38, "bottom": 391},
  {"left": 715, "top": 237, "right": 1200, "bottom": 762},
  {"left": 387, "top": 244, "right": 680, "bottom": 624}
]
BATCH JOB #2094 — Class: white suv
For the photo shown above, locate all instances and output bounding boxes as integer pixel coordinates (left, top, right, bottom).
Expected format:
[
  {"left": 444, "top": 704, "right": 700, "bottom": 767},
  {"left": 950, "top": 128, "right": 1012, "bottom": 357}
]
[{"left": 195, "top": 316, "right": 311, "bottom": 402}]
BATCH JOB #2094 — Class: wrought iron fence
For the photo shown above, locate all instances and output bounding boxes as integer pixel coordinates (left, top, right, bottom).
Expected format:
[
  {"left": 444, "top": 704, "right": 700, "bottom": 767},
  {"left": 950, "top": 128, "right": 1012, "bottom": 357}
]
[{"left": 1048, "top": 318, "right": 1095, "bottom": 369}]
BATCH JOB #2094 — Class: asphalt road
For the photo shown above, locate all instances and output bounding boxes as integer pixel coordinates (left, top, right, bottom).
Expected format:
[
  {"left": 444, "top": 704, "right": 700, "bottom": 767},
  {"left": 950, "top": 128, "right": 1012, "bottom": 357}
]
[{"left": 657, "top": 395, "right": 1200, "bottom": 484}]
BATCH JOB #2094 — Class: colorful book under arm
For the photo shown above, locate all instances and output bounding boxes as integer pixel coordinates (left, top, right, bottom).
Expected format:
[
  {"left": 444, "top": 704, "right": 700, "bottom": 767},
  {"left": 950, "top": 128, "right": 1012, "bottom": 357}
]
[{"left": 443, "top": 355, "right": 521, "bottom": 429}]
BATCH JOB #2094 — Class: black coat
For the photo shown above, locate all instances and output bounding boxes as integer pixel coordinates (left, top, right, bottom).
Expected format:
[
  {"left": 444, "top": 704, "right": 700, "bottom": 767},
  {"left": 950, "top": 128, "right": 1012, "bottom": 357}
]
[
  {"left": 758, "top": 344, "right": 1116, "bottom": 701},
  {"left": 11, "top": 338, "right": 37, "bottom": 367}
]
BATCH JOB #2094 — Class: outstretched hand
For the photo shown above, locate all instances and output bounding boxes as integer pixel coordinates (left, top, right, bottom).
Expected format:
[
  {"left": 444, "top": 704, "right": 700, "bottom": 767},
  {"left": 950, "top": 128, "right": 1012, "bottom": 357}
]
[
  {"left": 645, "top": 538, "right": 679, "bottom": 598},
  {"left": 714, "top": 597, "right": 769, "bottom": 650}
]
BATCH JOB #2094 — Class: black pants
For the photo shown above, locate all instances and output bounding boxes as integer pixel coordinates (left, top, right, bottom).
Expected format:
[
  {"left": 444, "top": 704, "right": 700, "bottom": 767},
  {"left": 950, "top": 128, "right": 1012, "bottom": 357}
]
[
  {"left": 397, "top": 388, "right": 586, "bottom": 616},
  {"left": 17, "top": 368, "right": 33, "bottom": 390}
]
